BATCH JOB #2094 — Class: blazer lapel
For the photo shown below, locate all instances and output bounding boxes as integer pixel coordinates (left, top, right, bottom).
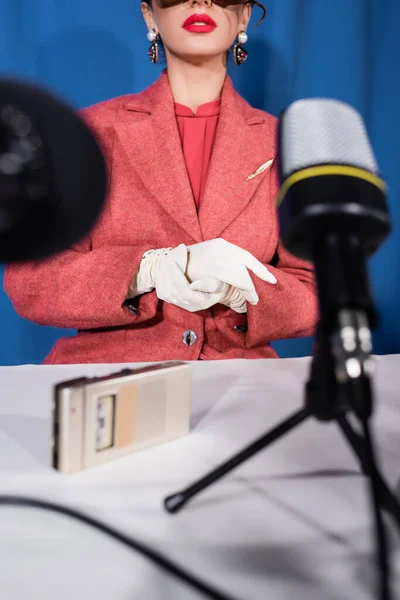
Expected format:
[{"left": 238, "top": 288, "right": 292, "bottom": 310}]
[
  {"left": 199, "top": 77, "right": 276, "bottom": 240},
  {"left": 118, "top": 71, "right": 203, "bottom": 244}
]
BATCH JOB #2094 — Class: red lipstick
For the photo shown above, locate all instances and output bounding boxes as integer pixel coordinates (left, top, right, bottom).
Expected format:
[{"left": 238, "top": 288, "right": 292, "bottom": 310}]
[{"left": 182, "top": 13, "right": 217, "bottom": 34}]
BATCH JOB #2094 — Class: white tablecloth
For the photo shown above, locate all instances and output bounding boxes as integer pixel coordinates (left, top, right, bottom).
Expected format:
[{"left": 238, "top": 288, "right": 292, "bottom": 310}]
[{"left": 0, "top": 356, "right": 399, "bottom": 600}]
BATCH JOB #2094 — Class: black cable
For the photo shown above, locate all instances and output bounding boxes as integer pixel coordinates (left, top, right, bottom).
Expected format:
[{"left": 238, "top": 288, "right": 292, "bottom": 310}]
[
  {"left": 0, "top": 495, "right": 239, "bottom": 600},
  {"left": 359, "top": 419, "right": 392, "bottom": 600}
]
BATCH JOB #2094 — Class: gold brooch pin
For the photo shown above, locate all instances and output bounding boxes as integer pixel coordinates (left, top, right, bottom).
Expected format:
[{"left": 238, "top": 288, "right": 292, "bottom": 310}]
[{"left": 246, "top": 158, "right": 274, "bottom": 181}]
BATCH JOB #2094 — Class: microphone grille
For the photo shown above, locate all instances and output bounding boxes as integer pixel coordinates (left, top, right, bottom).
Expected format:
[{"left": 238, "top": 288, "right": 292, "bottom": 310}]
[{"left": 279, "top": 98, "right": 379, "bottom": 179}]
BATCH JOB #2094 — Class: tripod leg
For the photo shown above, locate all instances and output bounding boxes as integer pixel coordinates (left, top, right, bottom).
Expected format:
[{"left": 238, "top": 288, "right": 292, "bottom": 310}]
[
  {"left": 338, "top": 415, "right": 400, "bottom": 533},
  {"left": 164, "top": 407, "right": 310, "bottom": 513}
]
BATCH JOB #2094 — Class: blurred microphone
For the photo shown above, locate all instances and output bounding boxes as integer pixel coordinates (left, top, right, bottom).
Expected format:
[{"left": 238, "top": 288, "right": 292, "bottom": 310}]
[
  {"left": 0, "top": 79, "right": 107, "bottom": 262},
  {"left": 277, "top": 98, "right": 391, "bottom": 331}
]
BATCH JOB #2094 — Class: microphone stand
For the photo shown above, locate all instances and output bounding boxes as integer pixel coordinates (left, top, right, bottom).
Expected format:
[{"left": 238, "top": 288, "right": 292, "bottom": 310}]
[
  {"left": 164, "top": 233, "right": 399, "bottom": 598},
  {"left": 164, "top": 232, "right": 400, "bottom": 528},
  {"left": 164, "top": 313, "right": 400, "bottom": 531}
]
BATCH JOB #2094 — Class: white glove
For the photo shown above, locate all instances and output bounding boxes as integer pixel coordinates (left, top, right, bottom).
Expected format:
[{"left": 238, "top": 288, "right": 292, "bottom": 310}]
[
  {"left": 187, "top": 277, "right": 247, "bottom": 313},
  {"left": 129, "top": 247, "right": 175, "bottom": 296},
  {"left": 128, "top": 239, "right": 276, "bottom": 314},
  {"left": 129, "top": 245, "right": 227, "bottom": 312},
  {"left": 221, "top": 286, "right": 247, "bottom": 313},
  {"left": 169, "top": 238, "right": 277, "bottom": 306}
]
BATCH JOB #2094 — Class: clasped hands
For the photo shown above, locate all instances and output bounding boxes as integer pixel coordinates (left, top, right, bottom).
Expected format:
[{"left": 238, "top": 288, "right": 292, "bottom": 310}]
[{"left": 137, "top": 238, "right": 277, "bottom": 313}]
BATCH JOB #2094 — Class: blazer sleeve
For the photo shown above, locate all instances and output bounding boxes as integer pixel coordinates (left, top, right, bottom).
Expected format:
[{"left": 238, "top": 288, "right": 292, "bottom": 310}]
[
  {"left": 3, "top": 106, "right": 159, "bottom": 330},
  {"left": 245, "top": 165, "right": 319, "bottom": 347}
]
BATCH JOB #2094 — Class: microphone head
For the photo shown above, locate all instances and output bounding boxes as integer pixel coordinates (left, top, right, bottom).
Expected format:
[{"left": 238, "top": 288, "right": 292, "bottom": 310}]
[
  {"left": 277, "top": 98, "right": 390, "bottom": 260},
  {"left": 0, "top": 79, "right": 107, "bottom": 262},
  {"left": 279, "top": 98, "right": 379, "bottom": 179}
]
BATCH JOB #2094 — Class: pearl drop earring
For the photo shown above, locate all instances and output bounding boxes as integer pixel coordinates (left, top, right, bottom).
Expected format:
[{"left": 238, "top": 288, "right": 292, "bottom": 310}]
[
  {"left": 147, "top": 29, "right": 160, "bottom": 64},
  {"left": 234, "top": 31, "right": 249, "bottom": 66}
]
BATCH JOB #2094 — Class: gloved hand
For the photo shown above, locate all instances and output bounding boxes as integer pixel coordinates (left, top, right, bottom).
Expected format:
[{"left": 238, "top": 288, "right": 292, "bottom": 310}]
[
  {"left": 131, "top": 244, "right": 227, "bottom": 312},
  {"left": 169, "top": 238, "right": 277, "bottom": 306},
  {"left": 186, "top": 277, "right": 247, "bottom": 313},
  {"left": 129, "top": 239, "right": 277, "bottom": 314}
]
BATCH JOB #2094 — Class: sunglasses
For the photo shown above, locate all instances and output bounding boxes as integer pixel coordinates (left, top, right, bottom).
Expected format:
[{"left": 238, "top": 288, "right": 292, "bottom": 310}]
[{"left": 155, "top": 0, "right": 266, "bottom": 24}]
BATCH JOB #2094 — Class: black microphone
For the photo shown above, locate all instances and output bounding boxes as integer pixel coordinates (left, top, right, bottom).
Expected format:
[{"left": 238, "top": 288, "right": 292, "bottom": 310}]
[
  {"left": 277, "top": 99, "right": 394, "bottom": 600},
  {"left": 277, "top": 98, "right": 391, "bottom": 333},
  {"left": 0, "top": 79, "right": 107, "bottom": 262}
]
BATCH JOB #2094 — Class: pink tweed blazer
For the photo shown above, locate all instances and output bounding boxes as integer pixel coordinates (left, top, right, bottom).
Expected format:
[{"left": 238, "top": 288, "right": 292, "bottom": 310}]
[{"left": 4, "top": 71, "right": 318, "bottom": 364}]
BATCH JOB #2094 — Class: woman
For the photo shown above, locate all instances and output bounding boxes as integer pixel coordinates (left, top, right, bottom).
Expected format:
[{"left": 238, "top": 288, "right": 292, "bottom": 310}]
[{"left": 4, "top": 0, "right": 318, "bottom": 364}]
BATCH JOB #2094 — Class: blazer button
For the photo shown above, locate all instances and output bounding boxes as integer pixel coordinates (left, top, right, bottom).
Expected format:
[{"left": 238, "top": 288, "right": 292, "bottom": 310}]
[
  {"left": 182, "top": 330, "right": 198, "bottom": 346},
  {"left": 234, "top": 325, "right": 248, "bottom": 333},
  {"left": 127, "top": 306, "right": 138, "bottom": 315}
]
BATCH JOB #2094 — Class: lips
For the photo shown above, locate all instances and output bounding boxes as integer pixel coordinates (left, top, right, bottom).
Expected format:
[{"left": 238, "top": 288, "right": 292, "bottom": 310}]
[{"left": 182, "top": 13, "right": 217, "bottom": 32}]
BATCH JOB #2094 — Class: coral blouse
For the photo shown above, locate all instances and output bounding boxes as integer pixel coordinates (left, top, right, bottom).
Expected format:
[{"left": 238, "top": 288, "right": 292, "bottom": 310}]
[{"left": 175, "top": 99, "right": 221, "bottom": 208}]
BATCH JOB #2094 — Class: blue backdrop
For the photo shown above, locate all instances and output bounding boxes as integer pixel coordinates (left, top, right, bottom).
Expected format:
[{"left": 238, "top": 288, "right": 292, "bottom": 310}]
[{"left": 0, "top": 0, "right": 399, "bottom": 365}]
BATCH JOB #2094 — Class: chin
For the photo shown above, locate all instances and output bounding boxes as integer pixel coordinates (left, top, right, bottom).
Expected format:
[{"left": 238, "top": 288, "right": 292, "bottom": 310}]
[{"left": 176, "top": 45, "right": 227, "bottom": 59}]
